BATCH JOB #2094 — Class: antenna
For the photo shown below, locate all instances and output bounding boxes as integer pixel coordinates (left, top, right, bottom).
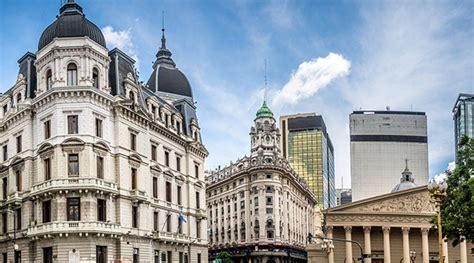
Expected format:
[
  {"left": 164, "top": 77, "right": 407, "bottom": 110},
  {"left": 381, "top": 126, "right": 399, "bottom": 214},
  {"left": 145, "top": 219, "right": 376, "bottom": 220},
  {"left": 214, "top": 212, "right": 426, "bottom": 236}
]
[
  {"left": 264, "top": 59, "right": 267, "bottom": 103},
  {"left": 162, "top": 11, "right": 165, "bottom": 35}
]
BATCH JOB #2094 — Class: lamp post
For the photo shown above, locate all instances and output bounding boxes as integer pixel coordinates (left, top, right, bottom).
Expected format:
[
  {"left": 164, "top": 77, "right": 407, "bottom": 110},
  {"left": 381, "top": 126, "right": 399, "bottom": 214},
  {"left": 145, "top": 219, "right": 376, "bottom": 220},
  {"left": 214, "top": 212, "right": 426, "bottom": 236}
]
[
  {"left": 428, "top": 179, "right": 447, "bottom": 263},
  {"left": 409, "top": 250, "right": 416, "bottom": 263},
  {"left": 311, "top": 233, "right": 369, "bottom": 262}
]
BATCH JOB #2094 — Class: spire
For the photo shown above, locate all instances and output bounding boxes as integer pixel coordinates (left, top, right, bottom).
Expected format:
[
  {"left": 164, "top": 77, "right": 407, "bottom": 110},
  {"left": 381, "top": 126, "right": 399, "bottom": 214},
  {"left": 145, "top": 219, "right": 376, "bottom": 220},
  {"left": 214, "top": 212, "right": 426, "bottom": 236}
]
[
  {"left": 154, "top": 11, "right": 175, "bottom": 68},
  {"left": 264, "top": 59, "right": 267, "bottom": 103},
  {"left": 60, "top": 0, "right": 82, "bottom": 15},
  {"left": 256, "top": 59, "right": 273, "bottom": 118},
  {"left": 161, "top": 11, "right": 167, "bottom": 50}
]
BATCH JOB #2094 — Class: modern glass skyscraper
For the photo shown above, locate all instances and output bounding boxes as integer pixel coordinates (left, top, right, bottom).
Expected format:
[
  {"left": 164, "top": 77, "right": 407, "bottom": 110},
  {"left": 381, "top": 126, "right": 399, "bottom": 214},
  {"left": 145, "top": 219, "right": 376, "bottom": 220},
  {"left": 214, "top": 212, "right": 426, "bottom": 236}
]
[
  {"left": 453, "top": 93, "right": 474, "bottom": 152},
  {"left": 280, "top": 113, "right": 335, "bottom": 208}
]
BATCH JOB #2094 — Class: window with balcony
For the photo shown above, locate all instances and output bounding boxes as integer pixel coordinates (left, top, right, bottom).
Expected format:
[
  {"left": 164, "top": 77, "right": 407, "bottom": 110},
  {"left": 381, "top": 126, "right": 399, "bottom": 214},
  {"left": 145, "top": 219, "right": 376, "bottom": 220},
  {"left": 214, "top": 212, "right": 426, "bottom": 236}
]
[
  {"left": 15, "top": 170, "right": 21, "bottom": 192},
  {"left": 131, "top": 168, "right": 137, "bottom": 190},
  {"left": 96, "top": 156, "right": 104, "bottom": 179},
  {"left": 153, "top": 212, "right": 158, "bottom": 231},
  {"left": 68, "top": 154, "right": 79, "bottom": 176},
  {"left": 95, "top": 118, "right": 103, "bottom": 138},
  {"left": 2, "top": 212, "right": 7, "bottom": 234},
  {"left": 96, "top": 246, "right": 107, "bottom": 263},
  {"left": 46, "top": 70, "right": 53, "bottom": 90},
  {"left": 177, "top": 185, "right": 182, "bottom": 205},
  {"left": 42, "top": 200, "right": 51, "bottom": 223},
  {"left": 67, "top": 115, "right": 78, "bottom": 134},
  {"left": 67, "top": 63, "right": 78, "bottom": 86},
  {"left": 178, "top": 218, "right": 183, "bottom": 234},
  {"left": 2, "top": 145, "right": 7, "bottom": 161},
  {"left": 43, "top": 247, "right": 53, "bottom": 263},
  {"left": 166, "top": 215, "right": 171, "bottom": 232},
  {"left": 132, "top": 206, "right": 138, "bottom": 228},
  {"left": 166, "top": 182, "right": 171, "bottom": 202},
  {"left": 16, "top": 135, "right": 21, "bottom": 153},
  {"left": 67, "top": 198, "right": 80, "bottom": 221},
  {"left": 97, "top": 199, "right": 106, "bottom": 222},
  {"left": 196, "top": 220, "right": 201, "bottom": 238},
  {"left": 151, "top": 145, "right": 157, "bottom": 161},
  {"left": 44, "top": 120, "right": 51, "bottom": 139},
  {"left": 130, "top": 133, "right": 136, "bottom": 151}
]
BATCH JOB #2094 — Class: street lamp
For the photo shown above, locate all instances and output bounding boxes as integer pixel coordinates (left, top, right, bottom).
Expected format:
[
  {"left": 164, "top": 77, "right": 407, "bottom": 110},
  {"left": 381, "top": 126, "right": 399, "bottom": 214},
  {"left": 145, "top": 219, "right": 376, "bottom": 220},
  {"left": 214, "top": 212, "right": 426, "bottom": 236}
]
[
  {"left": 409, "top": 250, "right": 416, "bottom": 263},
  {"left": 428, "top": 179, "right": 448, "bottom": 263},
  {"left": 320, "top": 238, "right": 334, "bottom": 254}
]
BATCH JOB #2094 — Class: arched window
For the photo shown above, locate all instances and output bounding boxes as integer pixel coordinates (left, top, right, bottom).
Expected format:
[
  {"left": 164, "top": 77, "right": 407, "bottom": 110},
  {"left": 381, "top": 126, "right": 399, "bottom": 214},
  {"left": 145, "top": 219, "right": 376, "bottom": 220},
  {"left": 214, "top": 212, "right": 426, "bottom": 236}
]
[
  {"left": 266, "top": 219, "right": 273, "bottom": 228},
  {"left": 16, "top": 93, "right": 22, "bottom": 104},
  {"left": 129, "top": 91, "right": 135, "bottom": 103},
  {"left": 46, "top": 69, "right": 53, "bottom": 90},
  {"left": 92, "top": 68, "right": 99, "bottom": 88},
  {"left": 67, "top": 63, "right": 78, "bottom": 86}
]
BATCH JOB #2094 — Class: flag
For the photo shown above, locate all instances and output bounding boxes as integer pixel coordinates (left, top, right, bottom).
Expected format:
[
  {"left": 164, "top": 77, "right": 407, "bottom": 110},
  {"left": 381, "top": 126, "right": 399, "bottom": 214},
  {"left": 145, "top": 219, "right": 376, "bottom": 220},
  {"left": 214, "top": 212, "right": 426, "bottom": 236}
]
[{"left": 178, "top": 213, "right": 187, "bottom": 223}]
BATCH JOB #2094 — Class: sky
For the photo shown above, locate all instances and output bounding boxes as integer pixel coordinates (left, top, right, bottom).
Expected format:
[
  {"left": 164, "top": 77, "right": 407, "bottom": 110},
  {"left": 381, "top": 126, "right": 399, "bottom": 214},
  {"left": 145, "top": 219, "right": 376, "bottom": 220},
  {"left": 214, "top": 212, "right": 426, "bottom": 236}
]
[{"left": 0, "top": 0, "right": 473, "bottom": 188}]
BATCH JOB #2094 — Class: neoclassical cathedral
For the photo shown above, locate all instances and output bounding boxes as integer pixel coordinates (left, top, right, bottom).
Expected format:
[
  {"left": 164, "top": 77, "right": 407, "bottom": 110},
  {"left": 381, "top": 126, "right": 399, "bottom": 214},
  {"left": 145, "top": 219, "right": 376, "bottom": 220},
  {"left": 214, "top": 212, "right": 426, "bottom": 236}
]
[
  {"left": 206, "top": 102, "right": 319, "bottom": 263},
  {"left": 0, "top": 1, "right": 208, "bottom": 262}
]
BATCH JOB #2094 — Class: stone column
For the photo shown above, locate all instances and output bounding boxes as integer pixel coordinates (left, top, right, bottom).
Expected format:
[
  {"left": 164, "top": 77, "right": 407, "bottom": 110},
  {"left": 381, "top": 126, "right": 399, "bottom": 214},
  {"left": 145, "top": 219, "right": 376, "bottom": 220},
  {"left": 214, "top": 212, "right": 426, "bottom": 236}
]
[
  {"left": 344, "top": 226, "right": 353, "bottom": 263},
  {"left": 327, "top": 226, "right": 334, "bottom": 263},
  {"left": 363, "top": 226, "right": 371, "bottom": 263},
  {"left": 402, "top": 227, "right": 410, "bottom": 263},
  {"left": 382, "top": 227, "right": 391, "bottom": 263},
  {"left": 442, "top": 239, "right": 449, "bottom": 263},
  {"left": 460, "top": 238, "right": 467, "bottom": 263},
  {"left": 421, "top": 228, "right": 429, "bottom": 263}
]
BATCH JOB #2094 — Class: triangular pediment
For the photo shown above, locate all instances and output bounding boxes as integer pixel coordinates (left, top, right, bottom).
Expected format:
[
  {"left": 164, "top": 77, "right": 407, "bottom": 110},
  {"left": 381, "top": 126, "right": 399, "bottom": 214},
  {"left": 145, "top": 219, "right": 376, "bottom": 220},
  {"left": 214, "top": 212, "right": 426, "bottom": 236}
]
[{"left": 327, "top": 186, "right": 436, "bottom": 215}]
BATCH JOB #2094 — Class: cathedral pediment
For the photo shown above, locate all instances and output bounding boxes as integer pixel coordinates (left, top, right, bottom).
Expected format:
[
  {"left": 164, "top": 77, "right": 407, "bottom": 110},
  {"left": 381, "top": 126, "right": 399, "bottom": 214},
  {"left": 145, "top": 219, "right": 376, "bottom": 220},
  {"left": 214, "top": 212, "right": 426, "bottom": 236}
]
[{"left": 327, "top": 186, "right": 436, "bottom": 215}]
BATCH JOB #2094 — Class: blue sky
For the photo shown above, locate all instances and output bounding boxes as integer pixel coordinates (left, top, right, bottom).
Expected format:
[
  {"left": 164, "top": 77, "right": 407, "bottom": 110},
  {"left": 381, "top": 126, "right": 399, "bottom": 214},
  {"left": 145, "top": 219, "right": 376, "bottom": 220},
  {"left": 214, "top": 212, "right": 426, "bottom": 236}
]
[{"left": 1, "top": 0, "right": 473, "bottom": 188}]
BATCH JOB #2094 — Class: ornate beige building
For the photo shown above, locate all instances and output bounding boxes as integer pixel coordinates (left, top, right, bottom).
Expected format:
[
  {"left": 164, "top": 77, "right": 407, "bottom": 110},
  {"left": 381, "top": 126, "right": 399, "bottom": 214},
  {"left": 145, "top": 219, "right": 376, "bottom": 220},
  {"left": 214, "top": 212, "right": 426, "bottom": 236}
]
[
  {"left": 206, "top": 102, "right": 318, "bottom": 263},
  {"left": 0, "top": 1, "right": 208, "bottom": 262},
  {"left": 307, "top": 170, "right": 472, "bottom": 263}
]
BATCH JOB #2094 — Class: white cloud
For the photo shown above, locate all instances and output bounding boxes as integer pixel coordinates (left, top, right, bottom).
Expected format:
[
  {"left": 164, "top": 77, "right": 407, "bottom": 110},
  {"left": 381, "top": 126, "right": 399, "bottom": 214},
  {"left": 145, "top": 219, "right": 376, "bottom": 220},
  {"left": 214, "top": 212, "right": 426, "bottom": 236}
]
[
  {"left": 102, "top": 26, "right": 139, "bottom": 68},
  {"left": 272, "top": 53, "right": 350, "bottom": 106}
]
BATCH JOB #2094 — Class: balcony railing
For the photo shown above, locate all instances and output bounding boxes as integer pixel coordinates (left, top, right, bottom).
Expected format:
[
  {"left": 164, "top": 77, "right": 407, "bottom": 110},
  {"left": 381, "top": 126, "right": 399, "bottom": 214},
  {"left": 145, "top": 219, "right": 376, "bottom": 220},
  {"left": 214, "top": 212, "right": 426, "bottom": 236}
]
[
  {"left": 27, "top": 221, "right": 122, "bottom": 237},
  {"left": 153, "top": 231, "right": 190, "bottom": 243},
  {"left": 31, "top": 178, "right": 118, "bottom": 196},
  {"left": 130, "top": 189, "right": 147, "bottom": 201}
]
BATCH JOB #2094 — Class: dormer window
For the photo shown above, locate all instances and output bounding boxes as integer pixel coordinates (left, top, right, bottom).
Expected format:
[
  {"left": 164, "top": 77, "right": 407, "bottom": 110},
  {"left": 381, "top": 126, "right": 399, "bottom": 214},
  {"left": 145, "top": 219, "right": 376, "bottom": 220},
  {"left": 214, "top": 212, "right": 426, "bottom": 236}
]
[
  {"left": 16, "top": 93, "right": 22, "bottom": 104},
  {"left": 46, "top": 69, "right": 53, "bottom": 90},
  {"left": 67, "top": 63, "right": 78, "bottom": 86},
  {"left": 92, "top": 68, "right": 99, "bottom": 88},
  {"left": 129, "top": 91, "right": 135, "bottom": 103}
]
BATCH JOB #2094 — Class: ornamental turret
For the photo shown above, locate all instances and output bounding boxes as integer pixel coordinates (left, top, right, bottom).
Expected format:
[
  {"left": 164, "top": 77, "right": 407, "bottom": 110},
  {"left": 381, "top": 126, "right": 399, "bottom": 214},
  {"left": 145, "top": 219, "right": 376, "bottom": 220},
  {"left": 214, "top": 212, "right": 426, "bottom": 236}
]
[{"left": 250, "top": 101, "right": 281, "bottom": 157}]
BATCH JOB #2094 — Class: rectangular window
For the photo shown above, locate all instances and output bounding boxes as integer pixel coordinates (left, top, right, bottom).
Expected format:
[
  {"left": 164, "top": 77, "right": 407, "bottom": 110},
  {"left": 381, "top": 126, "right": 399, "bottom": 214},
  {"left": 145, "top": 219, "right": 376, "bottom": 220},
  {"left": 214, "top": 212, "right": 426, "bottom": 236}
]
[
  {"left": 166, "top": 215, "right": 171, "bottom": 232},
  {"left": 15, "top": 170, "right": 22, "bottom": 192},
  {"left": 2, "top": 212, "right": 7, "bottom": 234},
  {"left": 133, "top": 248, "right": 139, "bottom": 263},
  {"left": 131, "top": 168, "right": 137, "bottom": 190},
  {"left": 166, "top": 182, "right": 172, "bottom": 202},
  {"left": 176, "top": 156, "right": 181, "bottom": 172},
  {"left": 132, "top": 206, "right": 138, "bottom": 228},
  {"left": 194, "top": 164, "right": 199, "bottom": 178},
  {"left": 95, "top": 118, "right": 103, "bottom": 138},
  {"left": 197, "top": 253, "right": 201, "bottom": 263},
  {"left": 151, "top": 145, "right": 157, "bottom": 161},
  {"left": 44, "top": 120, "right": 51, "bottom": 139},
  {"left": 2, "top": 105, "right": 6, "bottom": 115},
  {"left": 43, "top": 247, "right": 53, "bottom": 263},
  {"left": 179, "top": 252, "right": 183, "bottom": 263},
  {"left": 16, "top": 135, "right": 21, "bottom": 153},
  {"left": 68, "top": 115, "right": 78, "bottom": 134},
  {"left": 177, "top": 185, "right": 182, "bottom": 205},
  {"left": 15, "top": 208, "right": 21, "bottom": 230},
  {"left": 96, "top": 246, "right": 107, "bottom": 263},
  {"left": 164, "top": 151, "right": 170, "bottom": 167},
  {"left": 196, "top": 220, "right": 201, "bottom": 238},
  {"left": 178, "top": 218, "right": 183, "bottom": 234},
  {"left": 196, "top": 192, "right": 200, "bottom": 209},
  {"left": 153, "top": 177, "right": 158, "bottom": 198},
  {"left": 266, "top": 208, "right": 273, "bottom": 214},
  {"left": 130, "top": 133, "right": 136, "bottom": 151},
  {"left": 2, "top": 178, "right": 6, "bottom": 200},
  {"left": 254, "top": 197, "right": 259, "bottom": 207},
  {"left": 68, "top": 154, "right": 79, "bottom": 176},
  {"left": 42, "top": 200, "right": 51, "bottom": 223},
  {"left": 154, "top": 250, "right": 159, "bottom": 263},
  {"left": 67, "top": 198, "right": 80, "bottom": 221},
  {"left": 2, "top": 145, "right": 7, "bottom": 161},
  {"left": 153, "top": 211, "right": 158, "bottom": 231},
  {"left": 97, "top": 199, "right": 106, "bottom": 222},
  {"left": 44, "top": 158, "right": 51, "bottom": 180},
  {"left": 95, "top": 156, "right": 104, "bottom": 178},
  {"left": 240, "top": 200, "right": 245, "bottom": 209},
  {"left": 266, "top": 196, "right": 273, "bottom": 205}
]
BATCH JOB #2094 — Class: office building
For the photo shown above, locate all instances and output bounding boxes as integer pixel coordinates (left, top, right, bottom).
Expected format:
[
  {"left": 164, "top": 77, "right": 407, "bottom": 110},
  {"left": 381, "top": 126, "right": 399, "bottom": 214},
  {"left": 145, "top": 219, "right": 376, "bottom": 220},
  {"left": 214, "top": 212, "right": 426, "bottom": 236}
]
[
  {"left": 453, "top": 93, "right": 474, "bottom": 152},
  {"left": 0, "top": 1, "right": 208, "bottom": 262},
  {"left": 335, "top": 189, "right": 352, "bottom": 206},
  {"left": 280, "top": 113, "right": 335, "bottom": 208},
  {"left": 350, "top": 110, "right": 429, "bottom": 201},
  {"left": 206, "top": 102, "right": 318, "bottom": 263}
]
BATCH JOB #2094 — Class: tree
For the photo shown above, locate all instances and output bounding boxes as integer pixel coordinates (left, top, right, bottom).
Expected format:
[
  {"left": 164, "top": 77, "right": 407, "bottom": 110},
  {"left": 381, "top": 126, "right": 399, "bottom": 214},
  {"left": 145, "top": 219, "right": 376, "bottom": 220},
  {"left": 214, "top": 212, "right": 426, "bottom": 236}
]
[
  {"left": 440, "top": 135, "right": 474, "bottom": 245},
  {"left": 216, "top": 251, "right": 233, "bottom": 263}
]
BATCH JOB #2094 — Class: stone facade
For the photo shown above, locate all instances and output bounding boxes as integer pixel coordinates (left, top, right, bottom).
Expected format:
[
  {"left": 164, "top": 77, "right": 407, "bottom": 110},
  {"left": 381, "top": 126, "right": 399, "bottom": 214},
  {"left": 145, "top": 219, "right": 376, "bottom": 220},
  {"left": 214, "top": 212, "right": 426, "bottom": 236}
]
[
  {"left": 206, "top": 102, "right": 318, "bottom": 263},
  {"left": 0, "top": 1, "right": 208, "bottom": 262}
]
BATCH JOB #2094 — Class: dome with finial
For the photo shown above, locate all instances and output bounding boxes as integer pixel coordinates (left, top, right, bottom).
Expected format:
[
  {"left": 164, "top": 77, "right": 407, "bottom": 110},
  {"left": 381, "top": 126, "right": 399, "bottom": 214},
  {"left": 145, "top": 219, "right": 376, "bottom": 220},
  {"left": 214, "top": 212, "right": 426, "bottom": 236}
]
[
  {"left": 38, "top": 0, "right": 106, "bottom": 51},
  {"left": 256, "top": 101, "right": 273, "bottom": 118},
  {"left": 391, "top": 159, "right": 417, "bottom": 192}
]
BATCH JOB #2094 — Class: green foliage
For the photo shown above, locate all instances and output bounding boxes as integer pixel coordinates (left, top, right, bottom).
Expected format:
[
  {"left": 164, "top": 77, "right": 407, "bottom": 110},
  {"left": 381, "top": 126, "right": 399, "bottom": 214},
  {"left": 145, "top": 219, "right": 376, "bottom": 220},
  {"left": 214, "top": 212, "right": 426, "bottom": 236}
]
[
  {"left": 216, "top": 251, "right": 233, "bottom": 263},
  {"left": 440, "top": 136, "right": 474, "bottom": 246}
]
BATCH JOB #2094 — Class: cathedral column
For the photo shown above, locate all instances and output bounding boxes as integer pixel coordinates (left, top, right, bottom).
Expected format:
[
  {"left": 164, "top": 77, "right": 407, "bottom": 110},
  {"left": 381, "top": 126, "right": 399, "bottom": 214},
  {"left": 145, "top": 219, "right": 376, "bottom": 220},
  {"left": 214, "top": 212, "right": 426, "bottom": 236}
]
[
  {"left": 327, "top": 226, "right": 334, "bottom": 263},
  {"left": 421, "top": 228, "right": 430, "bottom": 263},
  {"left": 382, "top": 227, "right": 391, "bottom": 263},
  {"left": 402, "top": 227, "right": 410, "bottom": 263},
  {"left": 363, "top": 226, "right": 372, "bottom": 263},
  {"left": 460, "top": 237, "right": 467, "bottom": 263},
  {"left": 344, "top": 226, "right": 353, "bottom": 262}
]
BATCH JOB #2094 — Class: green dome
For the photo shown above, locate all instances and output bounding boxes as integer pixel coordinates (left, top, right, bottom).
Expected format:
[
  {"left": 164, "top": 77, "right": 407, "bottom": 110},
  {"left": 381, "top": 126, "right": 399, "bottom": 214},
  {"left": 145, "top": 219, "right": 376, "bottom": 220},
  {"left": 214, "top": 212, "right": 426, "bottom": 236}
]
[{"left": 256, "top": 101, "right": 273, "bottom": 118}]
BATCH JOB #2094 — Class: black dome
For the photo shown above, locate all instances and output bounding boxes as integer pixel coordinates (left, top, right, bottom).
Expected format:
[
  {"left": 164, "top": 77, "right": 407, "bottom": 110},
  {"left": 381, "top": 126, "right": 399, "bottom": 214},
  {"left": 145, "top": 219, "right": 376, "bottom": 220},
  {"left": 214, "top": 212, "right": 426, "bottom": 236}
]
[
  {"left": 38, "top": 1, "right": 106, "bottom": 51},
  {"left": 147, "top": 66, "right": 193, "bottom": 98}
]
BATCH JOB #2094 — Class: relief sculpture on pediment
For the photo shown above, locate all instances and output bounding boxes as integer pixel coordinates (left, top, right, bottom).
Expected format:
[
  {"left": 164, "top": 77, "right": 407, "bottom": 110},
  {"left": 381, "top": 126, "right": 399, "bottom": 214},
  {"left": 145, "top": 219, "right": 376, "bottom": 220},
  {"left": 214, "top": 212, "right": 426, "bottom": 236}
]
[{"left": 356, "top": 192, "right": 436, "bottom": 213}]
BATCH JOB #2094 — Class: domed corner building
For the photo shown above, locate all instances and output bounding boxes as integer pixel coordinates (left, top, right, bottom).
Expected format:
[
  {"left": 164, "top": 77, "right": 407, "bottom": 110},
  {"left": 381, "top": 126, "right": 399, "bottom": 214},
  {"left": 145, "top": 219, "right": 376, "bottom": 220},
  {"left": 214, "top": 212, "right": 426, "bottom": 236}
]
[
  {"left": 0, "top": 1, "right": 208, "bottom": 262},
  {"left": 205, "top": 101, "right": 320, "bottom": 263}
]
